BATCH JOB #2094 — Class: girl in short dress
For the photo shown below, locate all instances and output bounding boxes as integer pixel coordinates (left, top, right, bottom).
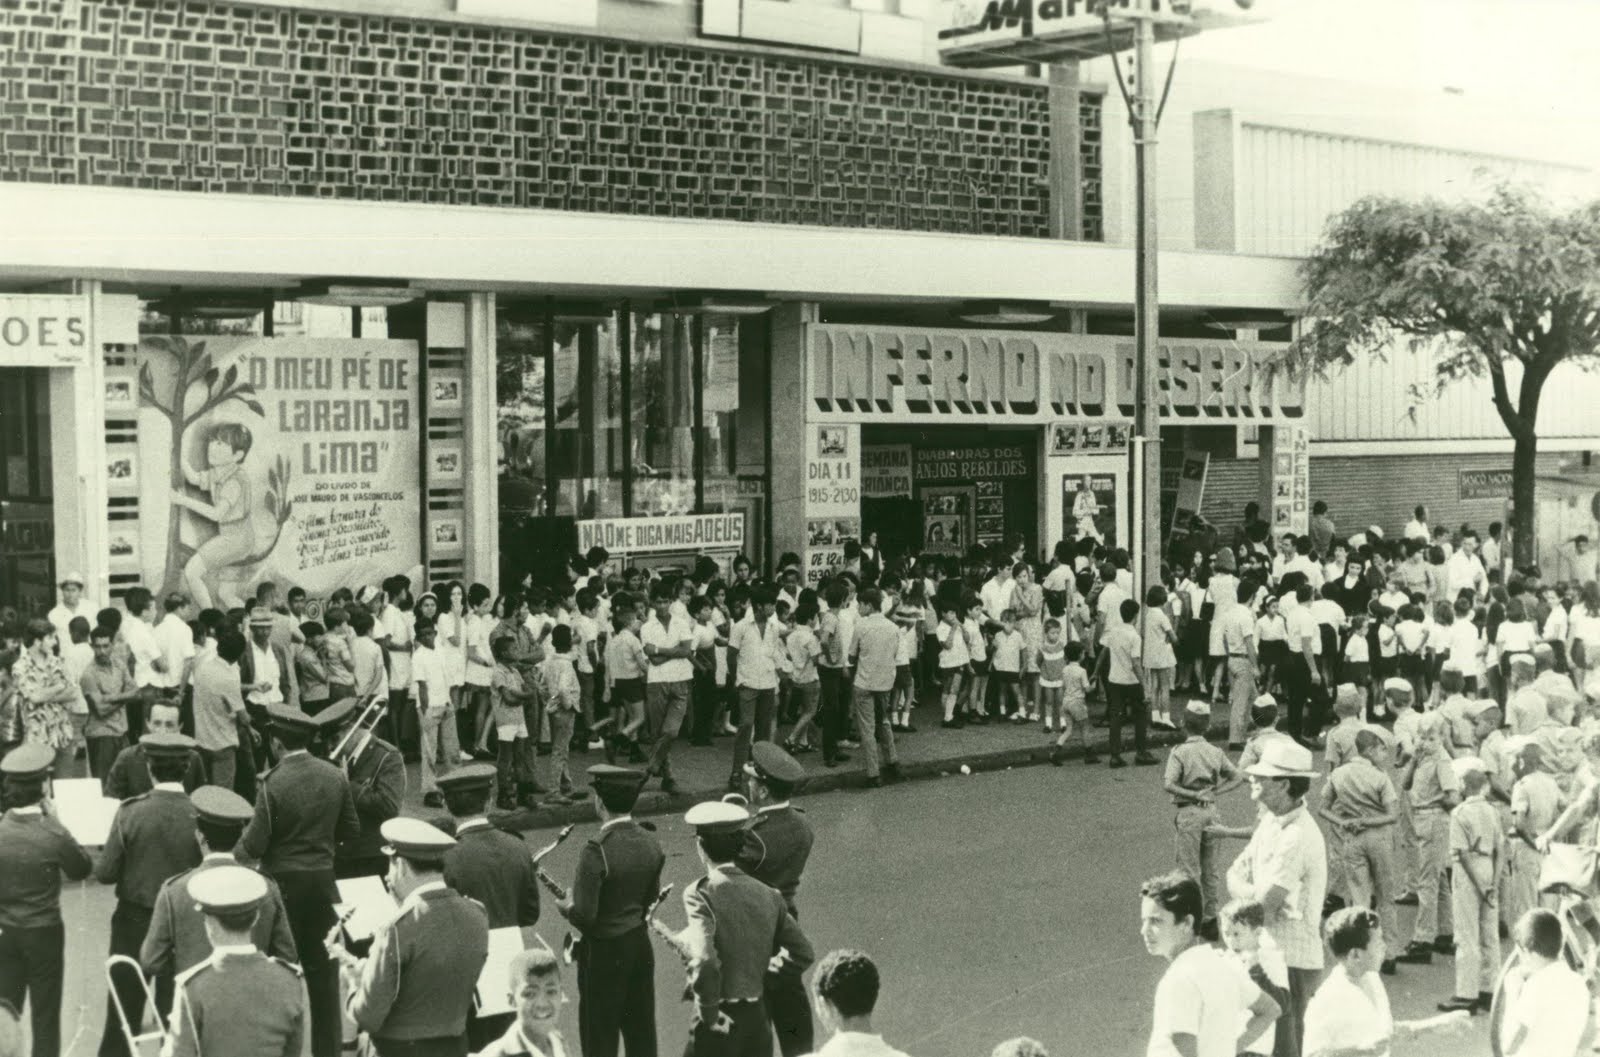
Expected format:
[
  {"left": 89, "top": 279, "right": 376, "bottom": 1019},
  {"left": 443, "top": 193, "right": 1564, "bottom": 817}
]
[
  {"left": 176, "top": 421, "right": 258, "bottom": 611},
  {"left": 1207, "top": 551, "right": 1240, "bottom": 705},
  {"left": 1037, "top": 618, "right": 1067, "bottom": 733},
  {"left": 1012, "top": 564, "right": 1046, "bottom": 721}
]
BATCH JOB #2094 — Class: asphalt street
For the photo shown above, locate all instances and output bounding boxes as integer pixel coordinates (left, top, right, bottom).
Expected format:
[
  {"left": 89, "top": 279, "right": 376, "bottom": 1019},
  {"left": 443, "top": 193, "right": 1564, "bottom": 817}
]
[{"left": 52, "top": 751, "right": 1494, "bottom": 1057}]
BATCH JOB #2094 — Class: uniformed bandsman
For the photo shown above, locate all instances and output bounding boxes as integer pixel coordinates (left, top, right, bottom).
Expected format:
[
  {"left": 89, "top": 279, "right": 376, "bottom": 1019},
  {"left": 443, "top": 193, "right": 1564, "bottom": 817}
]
[
  {"left": 471, "top": 947, "right": 571, "bottom": 1057},
  {"left": 140, "top": 786, "right": 297, "bottom": 1004},
  {"left": 103, "top": 699, "right": 207, "bottom": 800},
  {"left": 331, "top": 817, "right": 490, "bottom": 1057},
  {"left": 97, "top": 733, "right": 204, "bottom": 1057},
  {"left": 675, "top": 801, "right": 815, "bottom": 1057},
  {"left": 0, "top": 744, "right": 93, "bottom": 1057},
  {"left": 162, "top": 865, "right": 305, "bottom": 1057},
  {"left": 317, "top": 696, "right": 406, "bottom": 879},
  {"left": 240, "top": 704, "right": 360, "bottom": 1057},
  {"left": 736, "top": 742, "right": 816, "bottom": 1057},
  {"left": 554, "top": 765, "right": 664, "bottom": 1057},
  {"left": 439, "top": 763, "right": 541, "bottom": 1051}
]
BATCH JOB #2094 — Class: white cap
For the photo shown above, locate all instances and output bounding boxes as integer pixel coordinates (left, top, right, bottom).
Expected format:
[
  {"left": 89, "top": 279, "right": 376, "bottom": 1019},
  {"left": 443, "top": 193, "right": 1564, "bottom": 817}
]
[
  {"left": 1185, "top": 700, "right": 1211, "bottom": 718},
  {"left": 1253, "top": 693, "right": 1278, "bottom": 708},
  {"left": 1383, "top": 677, "right": 1413, "bottom": 695},
  {"left": 59, "top": 572, "right": 85, "bottom": 588},
  {"left": 1451, "top": 756, "right": 1488, "bottom": 782}
]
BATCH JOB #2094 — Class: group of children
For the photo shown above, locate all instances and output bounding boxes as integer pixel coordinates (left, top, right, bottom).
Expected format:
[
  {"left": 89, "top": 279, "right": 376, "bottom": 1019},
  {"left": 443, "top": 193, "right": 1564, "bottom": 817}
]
[{"left": 1158, "top": 645, "right": 1600, "bottom": 1026}]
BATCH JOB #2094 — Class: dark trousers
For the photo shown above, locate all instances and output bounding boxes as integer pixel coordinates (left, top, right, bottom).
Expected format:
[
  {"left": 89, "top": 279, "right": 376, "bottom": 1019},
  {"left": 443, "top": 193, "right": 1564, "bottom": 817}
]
[
  {"left": 816, "top": 667, "right": 845, "bottom": 763},
  {"left": 100, "top": 901, "right": 158, "bottom": 1057},
  {"left": 1285, "top": 965, "right": 1319, "bottom": 1057},
  {"left": 730, "top": 687, "right": 778, "bottom": 780},
  {"left": 684, "top": 1000, "right": 770, "bottom": 1057},
  {"left": 87, "top": 735, "right": 126, "bottom": 785},
  {"left": 577, "top": 927, "right": 657, "bottom": 1057},
  {"left": 1105, "top": 681, "right": 1147, "bottom": 757},
  {"left": 0, "top": 922, "right": 64, "bottom": 1057},
  {"left": 1281, "top": 659, "right": 1315, "bottom": 740},
  {"left": 275, "top": 869, "right": 343, "bottom": 1057},
  {"left": 765, "top": 970, "right": 814, "bottom": 1057},
  {"left": 389, "top": 688, "right": 419, "bottom": 758},
  {"left": 690, "top": 669, "right": 718, "bottom": 745}
]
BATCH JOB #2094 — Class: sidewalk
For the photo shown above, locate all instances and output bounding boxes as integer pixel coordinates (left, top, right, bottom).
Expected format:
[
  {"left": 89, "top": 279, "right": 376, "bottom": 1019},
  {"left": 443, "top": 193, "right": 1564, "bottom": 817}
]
[{"left": 398, "top": 688, "right": 1207, "bottom": 831}]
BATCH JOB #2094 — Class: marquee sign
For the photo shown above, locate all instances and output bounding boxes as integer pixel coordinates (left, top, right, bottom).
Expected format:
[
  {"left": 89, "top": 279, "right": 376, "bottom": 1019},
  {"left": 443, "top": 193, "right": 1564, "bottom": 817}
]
[{"left": 806, "top": 325, "right": 1304, "bottom": 424}]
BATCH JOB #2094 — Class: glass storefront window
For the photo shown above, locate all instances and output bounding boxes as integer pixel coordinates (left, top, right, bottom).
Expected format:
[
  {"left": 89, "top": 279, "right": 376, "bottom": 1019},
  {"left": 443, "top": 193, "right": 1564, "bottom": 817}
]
[
  {"left": 496, "top": 313, "right": 548, "bottom": 517},
  {"left": 551, "top": 317, "right": 625, "bottom": 519},
  {"left": 630, "top": 313, "right": 697, "bottom": 516}
]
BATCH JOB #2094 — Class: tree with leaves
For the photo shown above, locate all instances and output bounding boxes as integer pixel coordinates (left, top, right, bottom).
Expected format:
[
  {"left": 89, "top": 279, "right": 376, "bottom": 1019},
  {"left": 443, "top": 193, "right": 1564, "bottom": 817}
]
[
  {"left": 138, "top": 336, "right": 295, "bottom": 604},
  {"left": 1291, "top": 183, "right": 1600, "bottom": 567}
]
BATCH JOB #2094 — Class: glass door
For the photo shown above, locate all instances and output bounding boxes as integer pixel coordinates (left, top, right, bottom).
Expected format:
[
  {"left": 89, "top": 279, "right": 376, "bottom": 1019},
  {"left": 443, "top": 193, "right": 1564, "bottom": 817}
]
[{"left": 0, "top": 367, "right": 54, "bottom": 616}]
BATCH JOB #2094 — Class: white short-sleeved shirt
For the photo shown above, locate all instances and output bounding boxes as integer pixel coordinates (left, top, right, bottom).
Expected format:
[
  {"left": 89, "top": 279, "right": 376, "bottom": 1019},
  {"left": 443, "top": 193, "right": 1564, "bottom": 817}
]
[
  {"left": 990, "top": 630, "right": 1023, "bottom": 673},
  {"left": 1498, "top": 959, "right": 1589, "bottom": 1057},
  {"left": 728, "top": 618, "right": 785, "bottom": 691},
  {"left": 411, "top": 644, "right": 447, "bottom": 705},
  {"left": 1302, "top": 968, "right": 1392, "bottom": 1057},
  {"left": 152, "top": 613, "right": 195, "bottom": 689},
  {"left": 572, "top": 613, "right": 600, "bottom": 674},
  {"left": 379, "top": 605, "right": 414, "bottom": 692},
  {"left": 641, "top": 614, "right": 694, "bottom": 684},
  {"left": 1228, "top": 804, "right": 1329, "bottom": 970},
  {"left": 1101, "top": 623, "right": 1142, "bottom": 685},
  {"left": 1147, "top": 943, "right": 1261, "bottom": 1057},
  {"left": 1286, "top": 606, "right": 1321, "bottom": 656},
  {"left": 980, "top": 577, "right": 1016, "bottom": 624},
  {"left": 936, "top": 621, "right": 969, "bottom": 669},
  {"left": 463, "top": 612, "right": 495, "bottom": 687}
]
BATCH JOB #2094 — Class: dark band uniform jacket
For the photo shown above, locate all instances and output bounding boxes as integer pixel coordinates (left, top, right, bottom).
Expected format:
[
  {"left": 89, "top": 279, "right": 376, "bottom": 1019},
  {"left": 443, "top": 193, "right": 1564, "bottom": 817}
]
[
  {"left": 167, "top": 947, "right": 306, "bottom": 1057},
  {"left": 103, "top": 743, "right": 206, "bottom": 801},
  {"left": 140, "top": 854, "right": 298, "bottom": 976},
  {"left": 442, "top": 819, "right": 540, "bottom": 929},
  {"left": 95, "top": 787, "right": 202, "bottom": 907},
  {"left": 336, "top": 734, "right": 406, "bottom": 864},
  {"left": 0, "top": 802, "right": 93, "bottom": 928},
  {"left": 565, "top": 820, "right": 665, "bottom": 938},
  {"left": 683, "top": 864, "right": 814, "bottom": 1014},
  {"left": 239, "top": 750, "right": 360, "bottom": 873},
  {"left": 735, "top": 805, "right": 813, "bottom": 916},
  {"left": 346, "top": 880, "right": 491, "bottom": 1043}
]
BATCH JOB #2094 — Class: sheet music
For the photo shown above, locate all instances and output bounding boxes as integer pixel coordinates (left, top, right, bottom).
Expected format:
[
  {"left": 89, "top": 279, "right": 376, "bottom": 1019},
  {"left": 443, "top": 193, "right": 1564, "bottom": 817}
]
[
  {"left": 334, "top": 876, "right": 398, "bottom": 944},
  {"left": 51, "top": 777, "right": 121, "bottom": 847},
  {"left": 474, "top": 926, "right": 535, "bottom": 1016}
]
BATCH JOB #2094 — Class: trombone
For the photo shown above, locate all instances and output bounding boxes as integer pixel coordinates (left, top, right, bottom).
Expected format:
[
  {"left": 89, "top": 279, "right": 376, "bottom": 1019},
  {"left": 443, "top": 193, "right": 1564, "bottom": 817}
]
[
  {"left": 105, "top": 954, "right": 167, "bottom": 1056},
  {"left": 328, "top": 694, "right": 387, "bottom": 763}
]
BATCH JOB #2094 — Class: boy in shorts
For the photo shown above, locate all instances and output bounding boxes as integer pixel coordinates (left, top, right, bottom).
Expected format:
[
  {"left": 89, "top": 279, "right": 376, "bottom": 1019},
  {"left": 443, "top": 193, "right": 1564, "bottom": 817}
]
[
  {"left": 991, "top": 610, "right": 1025, "bottom": 721},
  {"left": 490, "top": 637, "right": 537, "bottom": 809},
  {"left": 1050, "top": 641, "right": 1097, "bottom": 765}
]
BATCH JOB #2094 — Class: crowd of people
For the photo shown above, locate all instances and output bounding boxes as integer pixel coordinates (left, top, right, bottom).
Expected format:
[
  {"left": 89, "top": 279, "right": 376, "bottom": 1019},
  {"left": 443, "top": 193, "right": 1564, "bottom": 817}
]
[{"left": 2, "top": 497, "right": 1600, "bottom": 1057}]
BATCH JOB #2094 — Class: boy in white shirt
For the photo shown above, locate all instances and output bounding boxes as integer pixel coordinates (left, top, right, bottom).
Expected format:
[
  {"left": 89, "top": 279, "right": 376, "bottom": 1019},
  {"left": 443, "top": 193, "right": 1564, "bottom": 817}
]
[
  {"left": 935, "top": 602, "right": 969, "bottom": 728},
  {"left": 411, "top": 618, "right": 455, "bottom": 807},
  {"left": 1498, "top": 908, "right": 1590, "bottom": 1057},
  {"left": 990, "top": 610, "right": 1025, "bottom": 721},
  {"left": 573, "top": 588, "right": 604, "bottom": 750}
]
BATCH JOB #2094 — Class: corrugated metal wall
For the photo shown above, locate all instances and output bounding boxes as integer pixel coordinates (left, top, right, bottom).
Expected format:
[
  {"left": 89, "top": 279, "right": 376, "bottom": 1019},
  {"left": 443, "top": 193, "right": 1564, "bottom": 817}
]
[
  {"left": 1306, "top": 354, "right": 1600, "bottom": 442},
  {"left": 1199, "top": 451, "right": 1572, "bottom": 541},
  {"left": 1234, "top": 121, "right": 1593, "bottom": 258}
]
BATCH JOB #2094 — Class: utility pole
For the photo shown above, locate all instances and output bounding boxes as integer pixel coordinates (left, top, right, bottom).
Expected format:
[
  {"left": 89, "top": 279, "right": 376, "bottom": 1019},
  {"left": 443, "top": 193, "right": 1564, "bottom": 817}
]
[{"left": 1130, "top": 2, "right": 1162, "bottom": 604}]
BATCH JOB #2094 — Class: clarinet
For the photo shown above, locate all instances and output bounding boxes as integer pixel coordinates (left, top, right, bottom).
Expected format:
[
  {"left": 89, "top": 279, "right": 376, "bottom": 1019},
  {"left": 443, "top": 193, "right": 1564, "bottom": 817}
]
[
  {"left": 646, "top": 884, "right": 699, "bottom": 1002},
  {"left": 533, "top": 823, "right": 577, "bottom": 901}
]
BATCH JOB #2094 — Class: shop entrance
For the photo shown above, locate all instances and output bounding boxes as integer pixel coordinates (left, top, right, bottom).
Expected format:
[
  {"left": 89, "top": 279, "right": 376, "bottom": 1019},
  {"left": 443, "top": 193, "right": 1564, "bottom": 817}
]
[
  {"left": 0, "top": 367, "right": 55, "bottom": 615},
  {"left": 860, "top": 426, "right": 1038, "bottom": 566}
]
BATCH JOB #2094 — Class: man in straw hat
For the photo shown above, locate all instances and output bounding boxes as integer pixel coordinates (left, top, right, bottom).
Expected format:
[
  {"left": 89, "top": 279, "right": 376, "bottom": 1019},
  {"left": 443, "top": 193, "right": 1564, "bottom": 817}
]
[
  {"left": 1225, "top": 738, "right": 1327, "bottom": 1052},
  {"left": 0, "top": 743, "right": 92, "bottom": 1057},
  {"left": 333, "top": 817, "right": 489, "bottom": 1057},
  {"left": 164, "top": 865, "right": 305, "bottom": 1057}
]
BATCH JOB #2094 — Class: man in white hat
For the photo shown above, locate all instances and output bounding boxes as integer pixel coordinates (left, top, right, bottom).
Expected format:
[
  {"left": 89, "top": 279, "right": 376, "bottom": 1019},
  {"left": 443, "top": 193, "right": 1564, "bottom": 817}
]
[
  {"left": 47, "top": 572, "right": 97, "bottom": 654},
  {"left": 1225, "top": 738, "right": 1327, "bottom": 1052}
]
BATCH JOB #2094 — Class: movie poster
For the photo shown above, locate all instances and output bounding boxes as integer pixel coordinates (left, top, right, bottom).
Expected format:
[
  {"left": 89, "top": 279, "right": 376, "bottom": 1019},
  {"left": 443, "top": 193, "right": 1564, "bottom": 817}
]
[
  {"left": 1062, "top": 472, "right": 1119, "bottom": 550},
  {"left": 131, "top": 335, "right": 422, "bottom": 607}
]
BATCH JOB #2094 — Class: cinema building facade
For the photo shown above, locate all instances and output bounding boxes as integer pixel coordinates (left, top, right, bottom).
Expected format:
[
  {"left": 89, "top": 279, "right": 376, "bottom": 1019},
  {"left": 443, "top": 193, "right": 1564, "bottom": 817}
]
[{"left": 1, "top": 0, "right": 1595, "bottom": 611}]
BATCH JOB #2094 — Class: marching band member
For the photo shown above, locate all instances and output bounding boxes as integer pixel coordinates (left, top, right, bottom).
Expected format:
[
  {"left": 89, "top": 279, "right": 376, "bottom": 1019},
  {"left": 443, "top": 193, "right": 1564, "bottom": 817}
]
[
  {"left": 241, "top": 705, "right": 360, "bottom": 1057},
  {"left": 330, "top": 817, "right": 489, "bottom": 1057},
  {"left": 97, "top": 733, "right": 203, "bottom": 1057},
  {"left": 0, "top": 743, "right": 92, "bottom": 1057},
  {"left": 317, "top": 696, "right": 405, "bottom": 880},
  {"left": 103, "top": 699, "right": 205, "bottom": 799},
  {"left": 162, "top": 865, "right": 305, "bottom": 1057},
  {"left": 554, "top": 764, "right": 664, "bottom": 1057},
  {"left": 673, "top": 800, "right": 814, "bottom": 1057},
  {"left": 140, "top": 786, "right": 297, "bottom": 1001},
  {"left": 735, "top": 742, "right": 816, "bottom": 1057},
  {"left": 439, "top": 762, "right": 540, "bottom": 1050}
]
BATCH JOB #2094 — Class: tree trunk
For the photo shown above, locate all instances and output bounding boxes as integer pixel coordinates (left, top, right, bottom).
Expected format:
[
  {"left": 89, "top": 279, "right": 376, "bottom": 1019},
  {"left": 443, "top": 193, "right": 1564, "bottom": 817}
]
[
  {"left": 1511, "top": 432, "right": 1538, "bottom": 570},
  {"left": 160, "top": 367, "right": 190, "bottom": 595}
]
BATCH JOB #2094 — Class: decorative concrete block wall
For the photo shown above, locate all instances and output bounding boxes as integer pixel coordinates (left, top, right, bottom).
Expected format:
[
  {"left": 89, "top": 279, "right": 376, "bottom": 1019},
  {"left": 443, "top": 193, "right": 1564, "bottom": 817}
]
[{"left": 0, "top": 0, "right": 1103, "bottom": 239}]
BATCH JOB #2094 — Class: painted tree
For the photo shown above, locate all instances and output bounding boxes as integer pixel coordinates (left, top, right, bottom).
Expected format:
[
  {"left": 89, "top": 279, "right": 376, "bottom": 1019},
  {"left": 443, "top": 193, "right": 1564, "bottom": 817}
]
[
  {"left": 138, "top": 335, "right": 294, "bottom": 596},
  {"left": 1291, "top": 183, "right": 1600, "bottom": 567}
]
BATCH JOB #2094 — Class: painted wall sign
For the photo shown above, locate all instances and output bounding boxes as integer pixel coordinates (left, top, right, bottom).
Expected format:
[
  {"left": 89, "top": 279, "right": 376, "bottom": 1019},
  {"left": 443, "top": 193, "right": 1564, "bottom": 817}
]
[
  {"left": 0, "top": 295, "right": 90, "bottom": 367},
  {"left": 861, "top": 445, "right": 913, "bottom": 499},
  {"left": 133, "top": 336, "right": 422, "bottom": 607},
  {"left": 805, "top": 424, "right": 860, "bottom": 583},
  {"left": 577, "top": 512, "right": 746, "bottom": 554},
  {"left": 806, "top": 325, "right": 1303, "bottom": 423},
  {"left": 1458, "top": 468, "right": 1513, "bottom": 501}
]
